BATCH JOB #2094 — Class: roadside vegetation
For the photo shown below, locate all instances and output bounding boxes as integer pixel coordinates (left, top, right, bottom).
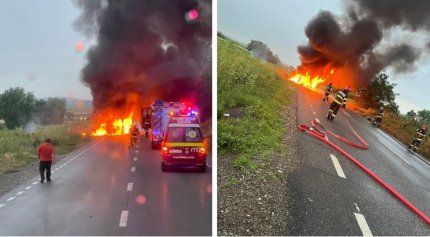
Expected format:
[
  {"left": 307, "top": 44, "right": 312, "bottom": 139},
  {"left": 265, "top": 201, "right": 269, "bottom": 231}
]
[
  {"left": 218, "top": 37, "right": 295, "bottom": 172},
  {"left": 348, "top": 73, "right": 430, "bottom": 160},
  {"left": 0, "top": 87, "right": 92, "bottom": 174},
  {"left": 0, "top": 121, "right": 91, "bottom": 174}
]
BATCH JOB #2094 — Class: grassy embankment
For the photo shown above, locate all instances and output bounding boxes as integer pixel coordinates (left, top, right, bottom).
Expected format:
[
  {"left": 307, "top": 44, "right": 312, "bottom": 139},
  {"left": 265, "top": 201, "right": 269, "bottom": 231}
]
[
  {"left": 218, "top": 38, "right": 295, "bottom": 172},
  {"left": 0, "top": 121, "right": 92, "bottom": 174}
]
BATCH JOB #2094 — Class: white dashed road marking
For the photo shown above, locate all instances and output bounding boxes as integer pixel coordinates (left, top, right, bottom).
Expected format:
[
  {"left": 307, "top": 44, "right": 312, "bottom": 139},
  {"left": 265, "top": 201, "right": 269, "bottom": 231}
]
[
  {"left": 133, "top": 157, "right": 137, "bottom": 161},
  {"left": 6, "top": 197, "right": 15, "bottom": 202},
  {"left": 330, "top": 154, "right": 346, "bottom": 179},
  {"left": 135, "top": 150, "right": 139, "bottom": 154},
  {"left": 131, "top": 167, "right": 136, "bottom": 172},
  {"left": 313, "top": 111, "right": 317, "bottom": 115},
  {"left": 354, "top": 213, "right": 373, "bottom": 236},
  {"left": 127, "top": 183, "right": 134, "bottom": 191},
  {"left": 119, "top": 210, "right": 129, "bottom": 227},
  {"left": 0, "top": 204, "right": 4, "bottom": 208},
  {"left": 32, "top": 182, "right": 38, "bottom": 185},
  {"left": 377, "top": 138, "right": 410, "bottom": 165},
  {"left": 25, "top": 186, "right": 31, "bottom": 190},
  {"left": 16, "top": 191, "right": 24, "bottom": 196}
]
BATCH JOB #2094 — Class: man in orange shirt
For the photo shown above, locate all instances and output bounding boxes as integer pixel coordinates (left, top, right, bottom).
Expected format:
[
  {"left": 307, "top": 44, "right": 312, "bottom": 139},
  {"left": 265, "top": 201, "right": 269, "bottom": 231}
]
[{"left": 37, "top": 138, "right": 55, "bottom": 183}]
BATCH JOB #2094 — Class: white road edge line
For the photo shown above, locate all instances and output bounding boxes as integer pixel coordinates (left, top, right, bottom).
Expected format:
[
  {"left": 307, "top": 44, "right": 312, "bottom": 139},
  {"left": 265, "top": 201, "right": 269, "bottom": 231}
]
[
  {"left": 354, "top": 213, "right": 373, "bottom": 236},
  {"left": 377, "top": 138, "right": 410, "bottom": 165},
  {"left": 330, "top": 154, "right": 347, "bottom": 179},
  {"left": 131, "top": 167, "right": 136, "bottom": 172},
  {"left": 119, "top": 210, "right": 129, "bottom": 227},
  {"left": 127, "top": 183, "right": 134, "bottom": 191},
  {"left": 6, "top": 197, "right": 15, "bottom": 202}
]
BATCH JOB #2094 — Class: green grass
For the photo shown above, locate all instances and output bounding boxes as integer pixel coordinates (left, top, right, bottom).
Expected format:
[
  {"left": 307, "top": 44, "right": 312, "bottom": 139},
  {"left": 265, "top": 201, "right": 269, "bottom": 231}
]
[
  {"left": 0, "top": 121, "right": 91, "bottom": 174},
  {"left": 218, "top": 38, "right": 295, "bottom": 172}
]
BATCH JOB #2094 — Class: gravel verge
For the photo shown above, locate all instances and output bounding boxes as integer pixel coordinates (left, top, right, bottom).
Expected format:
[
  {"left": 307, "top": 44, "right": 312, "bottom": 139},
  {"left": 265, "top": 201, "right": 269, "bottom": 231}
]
[
  {"left": 0, "top": 152, "right": 72, "bottom": 197},
  {"left": 217, "top": 96, "right": 302, "bottom": 236}
]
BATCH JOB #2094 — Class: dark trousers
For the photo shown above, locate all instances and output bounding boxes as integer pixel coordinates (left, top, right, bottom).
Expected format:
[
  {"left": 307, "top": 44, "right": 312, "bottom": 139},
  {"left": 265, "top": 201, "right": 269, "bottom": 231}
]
[
  {"left": 329, "top": 102, "right": 341, "bottom": 116},
  {"left": 39, "top": 161, "right": 52, "bottom": 181}
]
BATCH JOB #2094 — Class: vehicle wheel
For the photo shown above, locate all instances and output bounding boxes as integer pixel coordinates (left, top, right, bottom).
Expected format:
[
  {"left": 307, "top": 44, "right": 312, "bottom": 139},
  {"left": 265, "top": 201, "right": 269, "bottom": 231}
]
[
  {"left": 198, "top": 164, "right": 206, "bottom": 172},
  {"left": 161, "top": 162, "right": 168, "bottom": 172}
]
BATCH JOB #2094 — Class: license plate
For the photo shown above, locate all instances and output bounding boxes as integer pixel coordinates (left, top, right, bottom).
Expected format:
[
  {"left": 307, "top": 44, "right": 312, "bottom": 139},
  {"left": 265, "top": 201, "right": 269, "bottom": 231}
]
[
  {"left": 172, "top": 155, "right": 194, "bottom": 159},
  {"left": 169, "top": 149, "right": 182, "bottom": 154}
]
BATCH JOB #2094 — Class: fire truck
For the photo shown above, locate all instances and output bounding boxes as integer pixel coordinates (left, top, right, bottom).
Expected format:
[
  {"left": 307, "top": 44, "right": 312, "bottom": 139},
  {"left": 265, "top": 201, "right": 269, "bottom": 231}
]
[
  {"left": 161, "top": 113, "right": 207, "bottom": 172},
  {"left": 148, "top": 99, "right": 198, "bottom": 149}
]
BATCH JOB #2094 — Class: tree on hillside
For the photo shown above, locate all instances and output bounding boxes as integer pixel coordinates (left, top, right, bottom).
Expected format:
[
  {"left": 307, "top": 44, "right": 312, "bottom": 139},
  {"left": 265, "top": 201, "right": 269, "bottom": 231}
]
[
  {"left": 217, "top": 31, "right": 227, "bottom": 39},
  {"left": 358, "top": 73, "right": 399, "bottom": 114},
  {"left": 417, "top": 110, "right": 430, "bottom": 125},
  {"left": 35, "top": 98, "right": 66, "bottom": 125},
  {"left": 246, "top": 40, "right": 281, "bottom": 65},
  {"left": 406, "top": 110, "right": 417, "bottom": 119},
  {"left": 0, "top": 87, "right": 36, "bottom": 129}
]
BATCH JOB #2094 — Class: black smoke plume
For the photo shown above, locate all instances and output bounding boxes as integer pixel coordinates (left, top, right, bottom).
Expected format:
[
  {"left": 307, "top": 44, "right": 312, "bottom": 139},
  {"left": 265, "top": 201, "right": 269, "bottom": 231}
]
[
  {"left": 298, "top": 0, "right": 430, "bottom": 87},
  {"left": 73, "top": 0, "right": 212, "bottom": 118}
]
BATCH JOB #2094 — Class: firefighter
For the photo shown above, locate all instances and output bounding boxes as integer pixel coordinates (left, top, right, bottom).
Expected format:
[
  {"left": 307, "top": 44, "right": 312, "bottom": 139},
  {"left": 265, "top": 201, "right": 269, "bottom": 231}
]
[
  {"left": 129, "top": 125, "right": 139, "bottom": 149},
  {"left": 408, "top": 124, "right": 427, "bottom": 151},
  {"left": 373, "top": 106, "right": 385, "bottom": 127},
  {"left": 327, "top": 86, "right": 351, "bottom": 121},
  {"left": 322, "top": 82, "right": 333, "bottom": 102},
  {"left": 143, "top": 113, "right": 151, "bottom": 137}
]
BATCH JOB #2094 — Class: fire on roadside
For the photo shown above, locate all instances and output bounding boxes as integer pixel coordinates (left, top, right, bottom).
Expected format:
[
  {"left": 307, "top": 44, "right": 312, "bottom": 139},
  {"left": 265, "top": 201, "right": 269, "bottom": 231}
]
[
  {"left": 91, "top": 112, "right": 134, "bottom": 136},
  {"left": 278, "top": 64, "right": 335, "bottom": 93}
]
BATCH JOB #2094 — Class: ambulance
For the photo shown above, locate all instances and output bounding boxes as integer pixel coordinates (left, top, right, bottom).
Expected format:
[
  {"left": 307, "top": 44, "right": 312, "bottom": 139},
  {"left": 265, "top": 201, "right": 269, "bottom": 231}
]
[{"left": 161, "top": 114, "right": 207, "bottom": 172}]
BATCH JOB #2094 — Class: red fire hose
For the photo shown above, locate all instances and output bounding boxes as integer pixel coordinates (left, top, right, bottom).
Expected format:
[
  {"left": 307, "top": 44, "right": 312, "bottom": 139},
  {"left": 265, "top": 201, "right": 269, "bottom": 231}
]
[{"left": 298, "top": 109, "right": 430, "bottom": 225}]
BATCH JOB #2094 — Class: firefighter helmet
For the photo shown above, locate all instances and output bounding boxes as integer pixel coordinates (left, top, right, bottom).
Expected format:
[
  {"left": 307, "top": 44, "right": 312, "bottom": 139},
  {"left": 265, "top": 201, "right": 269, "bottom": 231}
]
[{"left": 344, "top": 86, "right": 351, "bottom": 93}]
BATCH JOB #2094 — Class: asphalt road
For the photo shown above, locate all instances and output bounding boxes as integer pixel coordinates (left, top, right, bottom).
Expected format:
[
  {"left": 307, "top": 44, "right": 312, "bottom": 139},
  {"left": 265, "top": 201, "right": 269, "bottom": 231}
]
[
  {"left": 287, "top": 88, "right": 430, "bottom": 235},
  {"left": 0, "top": 136, "right": 212, "bottom": 235}
]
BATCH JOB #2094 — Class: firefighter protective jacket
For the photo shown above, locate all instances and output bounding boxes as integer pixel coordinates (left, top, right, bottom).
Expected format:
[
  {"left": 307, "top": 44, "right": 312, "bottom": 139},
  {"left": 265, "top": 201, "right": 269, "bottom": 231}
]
[
  {"left": 334, "top": 90, "right": 347, "bottom": 105},
  {"left": 415, "top": 128, "right": 427, "bottom": 141},
  {"left": 325, "top": 85, "right": 333, "bottom": 94},
  {"left": 377, "top": 109, "right": 384, "bottom": 118}
]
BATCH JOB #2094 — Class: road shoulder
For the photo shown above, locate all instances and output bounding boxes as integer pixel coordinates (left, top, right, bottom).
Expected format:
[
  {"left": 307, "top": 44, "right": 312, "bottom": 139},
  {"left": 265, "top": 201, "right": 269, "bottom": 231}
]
[{"left": 217, "top": 95, "right": 301, "bottom": 235}]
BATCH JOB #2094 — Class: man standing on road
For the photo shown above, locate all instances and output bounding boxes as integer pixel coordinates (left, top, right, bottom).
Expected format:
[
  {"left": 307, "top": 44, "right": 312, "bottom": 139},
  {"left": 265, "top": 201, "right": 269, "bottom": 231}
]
[{"left": 37, "top": 138, "right": 55, "bottom": 183}]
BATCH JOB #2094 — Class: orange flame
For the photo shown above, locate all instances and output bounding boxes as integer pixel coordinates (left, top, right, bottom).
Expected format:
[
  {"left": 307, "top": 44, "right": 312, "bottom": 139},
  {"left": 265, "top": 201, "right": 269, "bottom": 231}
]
[
  {"left": 278, "top": 64, "right": 336, "bottom": 93},
  {"left": 289, "top": 71, "right": 326, "bottom": 92},
  {"left": 91, "top": 113, "right": 134, "bottom": 136}
]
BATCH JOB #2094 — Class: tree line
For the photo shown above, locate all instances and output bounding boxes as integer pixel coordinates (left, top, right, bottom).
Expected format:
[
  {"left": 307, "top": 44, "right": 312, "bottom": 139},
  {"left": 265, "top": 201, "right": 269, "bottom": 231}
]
[{"left": 0, "top": 87, "right": 66, "bottom": 129}]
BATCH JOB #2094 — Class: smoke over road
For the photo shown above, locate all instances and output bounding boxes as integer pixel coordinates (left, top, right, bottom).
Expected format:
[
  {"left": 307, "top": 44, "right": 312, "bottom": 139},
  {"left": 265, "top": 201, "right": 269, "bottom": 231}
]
[
  {"left": 297, "top": 0, "right": 430, "bottom": 88},
  {"left": 73, "top": 0, "right": 212, "bottom": 117}
]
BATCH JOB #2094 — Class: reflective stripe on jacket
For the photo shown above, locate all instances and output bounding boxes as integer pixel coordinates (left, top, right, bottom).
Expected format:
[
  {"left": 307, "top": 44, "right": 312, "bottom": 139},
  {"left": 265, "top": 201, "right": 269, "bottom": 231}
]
[{"left": 334, "top": 91, "right": 347, "bottom": 105}]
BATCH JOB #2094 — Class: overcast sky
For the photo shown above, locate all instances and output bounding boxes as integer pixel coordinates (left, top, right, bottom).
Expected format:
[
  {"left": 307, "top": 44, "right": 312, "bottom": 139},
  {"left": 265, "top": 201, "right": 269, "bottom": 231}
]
[
  {"left": 218, "top": 0, "right": 430, "bottom": 114},
  {"left": 0, "top": 0, "right": 92, "bottom": 100}
]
